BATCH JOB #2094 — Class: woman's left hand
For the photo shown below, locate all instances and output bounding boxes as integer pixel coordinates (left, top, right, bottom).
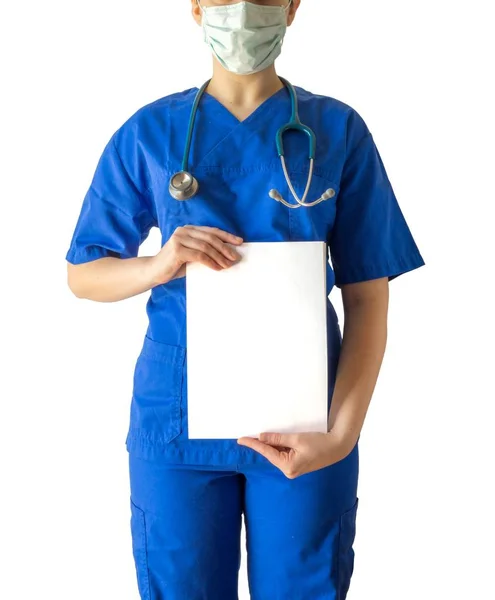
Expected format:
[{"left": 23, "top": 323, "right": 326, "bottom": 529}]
[{"left": 237, "top": 429, "right": 357, "bottom": 479}]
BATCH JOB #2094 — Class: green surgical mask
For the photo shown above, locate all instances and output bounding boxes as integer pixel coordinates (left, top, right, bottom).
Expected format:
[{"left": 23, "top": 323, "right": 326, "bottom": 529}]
[{"left": 199, "top": 1, "right": 291, "bottom": 75}]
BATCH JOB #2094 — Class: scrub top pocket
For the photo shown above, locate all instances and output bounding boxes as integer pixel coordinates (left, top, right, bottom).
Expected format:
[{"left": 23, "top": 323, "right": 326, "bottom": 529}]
[{"left": 127, "top": 335, "right": 186, "bottom": 446}]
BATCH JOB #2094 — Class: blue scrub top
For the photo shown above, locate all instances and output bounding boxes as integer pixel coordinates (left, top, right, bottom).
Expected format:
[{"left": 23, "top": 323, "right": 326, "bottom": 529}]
[{"left": 66, "top": 84, "right": 425, "bottom": 465}]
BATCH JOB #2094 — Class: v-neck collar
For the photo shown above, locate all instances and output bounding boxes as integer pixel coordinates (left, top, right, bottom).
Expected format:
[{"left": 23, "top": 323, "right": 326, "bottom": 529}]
[
  {"left": 199, "top": 84, "right": 289, "bottom": 127},
  {"left": 189, "top": 82, "right": 292, "bottom": 169}
]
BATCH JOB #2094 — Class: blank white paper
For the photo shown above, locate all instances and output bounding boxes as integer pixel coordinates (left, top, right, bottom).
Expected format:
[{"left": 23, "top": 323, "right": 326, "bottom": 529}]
[{"left": 186, "top": 241, "right": 328, "bottom": 439}]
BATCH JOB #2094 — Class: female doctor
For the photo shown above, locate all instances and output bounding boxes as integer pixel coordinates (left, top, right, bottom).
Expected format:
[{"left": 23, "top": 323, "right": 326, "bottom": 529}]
[{"left": 66, "top": 0, "right": 425, "bottom": 598}]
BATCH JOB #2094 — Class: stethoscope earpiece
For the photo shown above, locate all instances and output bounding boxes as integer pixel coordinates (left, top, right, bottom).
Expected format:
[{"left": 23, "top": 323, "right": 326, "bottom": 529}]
[
  {"left": 270, "top": 186, "right": 336, "bottom": 209},
  {"left": 321, "top": 188, "right": 336, "bottom": 201}
]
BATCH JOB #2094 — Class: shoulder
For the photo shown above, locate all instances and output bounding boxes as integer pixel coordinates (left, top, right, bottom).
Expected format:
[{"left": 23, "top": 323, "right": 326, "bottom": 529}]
[
  {"left": 294, "top": 85, "right": 372, "bottom": 147},
  {"left": 98, "top": 88, "right": 196, "bottom": 191},
  {"left": 112, "top": 87, "right": 197, "bottom": 147}
]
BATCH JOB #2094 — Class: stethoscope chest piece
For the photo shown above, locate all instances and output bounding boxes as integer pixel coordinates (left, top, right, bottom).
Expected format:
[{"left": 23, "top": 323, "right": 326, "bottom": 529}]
[{"left": 169, "top": 171, "right": 199, "bottom": 201}]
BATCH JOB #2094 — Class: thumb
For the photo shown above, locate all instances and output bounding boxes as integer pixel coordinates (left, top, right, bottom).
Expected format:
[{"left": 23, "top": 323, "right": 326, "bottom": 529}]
[{"left": 259, "top": 432, "right": 298, "bottom": 448}]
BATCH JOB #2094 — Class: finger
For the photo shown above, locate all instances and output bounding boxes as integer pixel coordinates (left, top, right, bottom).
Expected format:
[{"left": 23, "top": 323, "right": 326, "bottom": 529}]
[
  {"left": 184, "top": 228, "right": 242, "bottom": 262},
  {"left": 184, "top": 225, "right": 244, "bottom": 246},
  {"left": 180, "top": 235, "right": 235, "bottom": 268},
  {"left": 259, "top": 432, "right": 300, "bottom": 449},
  {"left": 180, "top": 247, "right": 223, "bottom": 271},
  {"left": 237, "top": 437, "right": 285, "bottom": 468},
  {"left": 180, "top": 237, "right": 235, "bottom": 269}
]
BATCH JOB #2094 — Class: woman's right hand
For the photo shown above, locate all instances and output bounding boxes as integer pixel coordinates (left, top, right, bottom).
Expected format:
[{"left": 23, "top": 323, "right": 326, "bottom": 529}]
[{"left": 150, "top": 225, "right": 244, "bottom": 285}]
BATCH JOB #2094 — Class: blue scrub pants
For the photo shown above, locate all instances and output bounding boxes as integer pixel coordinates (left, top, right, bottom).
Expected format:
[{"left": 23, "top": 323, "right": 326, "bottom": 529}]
[{"left": 129, "top": 444, "right": 359, "bottom": 599}]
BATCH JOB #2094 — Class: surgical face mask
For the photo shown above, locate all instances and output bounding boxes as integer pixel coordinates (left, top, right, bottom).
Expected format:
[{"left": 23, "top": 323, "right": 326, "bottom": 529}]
[{"left": 198, "top": 1, "right": 291, "bottom": 76}]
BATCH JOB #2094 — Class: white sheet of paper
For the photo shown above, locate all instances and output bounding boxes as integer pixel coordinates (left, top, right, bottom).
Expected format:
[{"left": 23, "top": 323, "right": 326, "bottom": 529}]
[{"left": 186, "top": 241, "right": 328, "bottom": 439}]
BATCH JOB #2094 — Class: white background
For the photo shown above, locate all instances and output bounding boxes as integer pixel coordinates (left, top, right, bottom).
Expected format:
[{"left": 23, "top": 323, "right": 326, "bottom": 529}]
[{"left": 1, "top": 0, "right": 494, "bottom": 598}]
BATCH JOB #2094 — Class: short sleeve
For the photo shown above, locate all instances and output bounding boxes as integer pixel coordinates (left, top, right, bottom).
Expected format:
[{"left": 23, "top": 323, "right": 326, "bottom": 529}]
[
  {"left": 65, "top": 131, "right": 156, "bottom": 265},
  {"left": 328, "top": 112, "right": 425, "bottom": 287}
]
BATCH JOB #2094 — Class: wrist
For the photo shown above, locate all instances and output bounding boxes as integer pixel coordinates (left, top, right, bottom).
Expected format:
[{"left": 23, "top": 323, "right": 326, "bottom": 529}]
[{"left": 143, "top": 255, "right": 165, "bottom": 288}]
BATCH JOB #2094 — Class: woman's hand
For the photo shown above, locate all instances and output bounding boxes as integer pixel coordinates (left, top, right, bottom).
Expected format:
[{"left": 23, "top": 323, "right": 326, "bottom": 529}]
[
  {"left": 150, "top": 225, "right": 244, "bottom": 284},
  {"left": 240, "top": 279, "right": 386, "bottom": 479},
  {"left": 237, "top": 429, "right": 358, "bottom": 479}
]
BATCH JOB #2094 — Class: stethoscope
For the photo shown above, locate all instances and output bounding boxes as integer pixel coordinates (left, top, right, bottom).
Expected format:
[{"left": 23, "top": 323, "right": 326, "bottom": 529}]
[{"left": 168, "top": 77, "right": 335, "bottom": 209}]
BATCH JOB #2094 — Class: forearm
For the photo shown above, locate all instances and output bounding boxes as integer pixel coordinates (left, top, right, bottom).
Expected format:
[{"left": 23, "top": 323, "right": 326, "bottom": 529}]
[
  {"left": 67, "top": 256, "right": 159, "bottom": 303},
  {"left": 328, "top": 278, "right": 389, "bottom": 443}
]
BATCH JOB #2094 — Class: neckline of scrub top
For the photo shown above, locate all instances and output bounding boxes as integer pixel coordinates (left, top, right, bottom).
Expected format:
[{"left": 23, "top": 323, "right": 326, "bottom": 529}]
[
  {"left": 199, "top": 84, "right": 289, "bottom": 127},
  {"left": 192, "top": 85, "right": 291, "bottom": 169}
]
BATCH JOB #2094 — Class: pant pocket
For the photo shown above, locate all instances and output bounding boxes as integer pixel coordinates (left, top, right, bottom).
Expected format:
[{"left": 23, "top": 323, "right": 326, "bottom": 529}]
[
  {"left": 128, "top": 335, "right": 186, "bottom": 445},
  {"left": 338, "top": 497, "right": 359, "bottom": 599},
  {"left": 130, "top": 498, "right": 151, "bottom": 600}
]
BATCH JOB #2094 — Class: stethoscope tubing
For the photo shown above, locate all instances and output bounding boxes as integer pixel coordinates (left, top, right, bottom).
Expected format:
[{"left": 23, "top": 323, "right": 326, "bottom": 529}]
[{"left": 169, "top": 77, "right": 334, "bottom": 208}]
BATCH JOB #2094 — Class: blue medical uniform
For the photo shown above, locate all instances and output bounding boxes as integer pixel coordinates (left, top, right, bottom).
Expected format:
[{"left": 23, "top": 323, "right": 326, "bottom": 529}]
[{"left": 66, "top": 83, "right": 424, "bottom": 599}]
